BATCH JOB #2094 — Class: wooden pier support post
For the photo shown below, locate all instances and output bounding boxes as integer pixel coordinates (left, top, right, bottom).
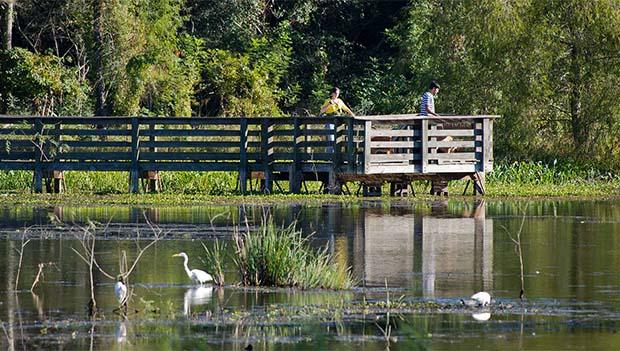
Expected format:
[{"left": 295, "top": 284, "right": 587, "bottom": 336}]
[{"left": 129, "top": 117, "right": 140, "bottom": 194}]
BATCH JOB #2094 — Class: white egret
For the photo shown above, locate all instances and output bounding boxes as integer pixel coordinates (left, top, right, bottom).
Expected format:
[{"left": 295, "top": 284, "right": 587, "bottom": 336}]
[
  {"left": 114, "top": 276, "right": 128, "bottom": 306},
  {"left": 470, "top": 291, "right": 491, "bottom": 306},
  {"left": 172, "top": 252, "right": 213, "bottom": 285},
  {"left": 461, "top": 291, "right": 491, "bottom": 307}
]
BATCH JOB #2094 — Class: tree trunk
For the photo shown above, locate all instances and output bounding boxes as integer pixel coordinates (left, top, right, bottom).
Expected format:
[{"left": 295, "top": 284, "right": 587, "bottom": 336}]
[
  {"left": 2, "top": 0, "right": 14, "bottom": 50},
  {"left": 93, "top": 0, "right": 107, "bottom": 116},
  {"left": 569, "top": 44, "right": 587, "bottom": 150}
]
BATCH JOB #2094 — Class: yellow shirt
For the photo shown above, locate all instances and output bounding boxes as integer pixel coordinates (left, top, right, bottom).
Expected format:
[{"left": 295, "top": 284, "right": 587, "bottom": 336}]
[{"left": 321, "top": 98, "right": 352, "bottom": 115}]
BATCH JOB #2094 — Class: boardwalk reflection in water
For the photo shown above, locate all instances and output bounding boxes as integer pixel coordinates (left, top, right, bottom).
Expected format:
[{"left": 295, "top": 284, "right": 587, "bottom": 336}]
[
  {"left": 350, "top": 200, "right": 492, "bottom": 296},
  {"left": 0, "top": 201, "right": 492, "bottom": 298}
]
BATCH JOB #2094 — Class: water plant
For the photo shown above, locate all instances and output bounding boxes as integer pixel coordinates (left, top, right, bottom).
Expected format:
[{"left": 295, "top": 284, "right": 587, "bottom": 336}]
[
  {"left": 233, "top": 221, "right": 354, "bottom": 289},
  {"left": 201, "top": 240, "right": 227, "bottom": 286}
]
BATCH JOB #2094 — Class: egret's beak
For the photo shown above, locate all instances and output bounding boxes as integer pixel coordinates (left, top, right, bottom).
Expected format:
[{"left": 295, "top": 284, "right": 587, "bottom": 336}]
[{"left": 172, "top": 253, "right": 181, "bottom": 257}]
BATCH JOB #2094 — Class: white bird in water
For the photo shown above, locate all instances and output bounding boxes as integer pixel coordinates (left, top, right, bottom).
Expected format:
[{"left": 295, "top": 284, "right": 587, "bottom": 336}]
[
  {"left": 172, "top": 252, "right": 213, "bottom": 285},
  {"left": 114, "top": 276, "right": 128, "bottom": 306},
  {"left": 462, "top": 291, "right": 491, "bottom": 307}
]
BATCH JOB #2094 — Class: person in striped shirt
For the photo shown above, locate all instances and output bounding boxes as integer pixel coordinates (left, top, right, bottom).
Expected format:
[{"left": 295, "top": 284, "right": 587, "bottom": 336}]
[{"left": 420, "top": 81, "right": 440, "bottom": 116}]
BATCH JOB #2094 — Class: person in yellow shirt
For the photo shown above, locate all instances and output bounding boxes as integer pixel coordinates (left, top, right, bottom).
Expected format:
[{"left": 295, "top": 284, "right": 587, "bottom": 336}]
[
  {"left": 320, "top": 87, "right": 355, "bottom": 116},
  {"left": 320, "top": 87, "right": 355, "bottom": 153}
]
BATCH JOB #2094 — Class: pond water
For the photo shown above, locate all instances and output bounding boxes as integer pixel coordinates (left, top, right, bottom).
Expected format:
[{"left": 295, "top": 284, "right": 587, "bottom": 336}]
[{"left": 2, "top": 199, "right": 620, "bottom": 350}]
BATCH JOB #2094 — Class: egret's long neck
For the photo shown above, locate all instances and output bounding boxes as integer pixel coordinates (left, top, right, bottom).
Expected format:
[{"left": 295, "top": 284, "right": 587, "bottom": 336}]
[{"left": 183, "top": 256, "right": 192, "bottom": 278}]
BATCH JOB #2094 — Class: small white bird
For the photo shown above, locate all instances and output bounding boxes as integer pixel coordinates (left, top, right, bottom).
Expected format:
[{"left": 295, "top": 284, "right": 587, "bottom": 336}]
[
  {"left": 172, "top": 252, "right": 213, "bottom": 285},
  {"left": 114, "top": 276, "right": 128, "bottom": 306},
  {"left": 470, "top": 291, "right": 491, "bottom": 306}
]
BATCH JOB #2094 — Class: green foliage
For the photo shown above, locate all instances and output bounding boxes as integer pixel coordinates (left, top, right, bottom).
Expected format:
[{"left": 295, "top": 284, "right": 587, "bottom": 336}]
[
  {"left": 234, "top": 221, "right": 354, "bottom": 289},
  {"left": 201, "top": 23, "right": 294, "bottom": 117},
  {"left": 0, "top": 48, "right": 91, "bottom": 115}
]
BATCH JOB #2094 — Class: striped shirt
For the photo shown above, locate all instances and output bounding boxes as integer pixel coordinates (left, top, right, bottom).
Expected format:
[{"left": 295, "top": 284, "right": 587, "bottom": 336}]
[{"left": 420, "top": 92, "right": 435, "bottom": 116}]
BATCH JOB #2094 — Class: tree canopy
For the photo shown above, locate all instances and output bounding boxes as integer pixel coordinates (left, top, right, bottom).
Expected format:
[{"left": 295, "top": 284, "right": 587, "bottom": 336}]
[{"left": 2, "top": 0, "right": 620, "bottom": 167}]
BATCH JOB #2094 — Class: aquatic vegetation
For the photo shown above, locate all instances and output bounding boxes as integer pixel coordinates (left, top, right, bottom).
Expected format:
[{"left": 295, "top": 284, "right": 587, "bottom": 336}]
[
  {"left": 233, "top": 221, "right": 354, "bottom": 289},
  {"left": 202, "top": 240, "right": 226, "bottom": 286}
]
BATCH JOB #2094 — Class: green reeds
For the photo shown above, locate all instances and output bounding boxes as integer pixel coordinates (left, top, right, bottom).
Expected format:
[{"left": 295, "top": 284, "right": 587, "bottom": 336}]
[
  {"left": 201, "top": 239, "right": 226, "bottom": 286},
  {"left": 234, "top": 221, "right": 354, "bottom": 289}
]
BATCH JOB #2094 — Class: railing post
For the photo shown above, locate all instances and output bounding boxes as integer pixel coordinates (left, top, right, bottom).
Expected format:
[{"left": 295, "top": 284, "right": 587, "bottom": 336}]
[
  {"left": 346, "top": 117, "right": 354, "bottom": 172},
  {"left": 239, "top": 116, "right": 248, "bottom": 194},
  {"left": 421, "top": 118, "right": 428, "bottom": 173},
  {"left": 482, "top": 118, "right": 493, "bottom": 172},
  {"left": 290, "top": 117, "right": 301, "bottom": 194},
  {"left": 32, "top": 118, "right": 43, "bottom": 193},
  {"left": 261, "top": 118, "right": 273, "bottom": 193},
  {"left": 363, "top": 120, "right": 372, "bottom": 174},
  {"left": 129, "top": 117, "right": 140, "bottom": 193},
  {"left": 332, "top": 116, "right": 340, "bottom": 169}
]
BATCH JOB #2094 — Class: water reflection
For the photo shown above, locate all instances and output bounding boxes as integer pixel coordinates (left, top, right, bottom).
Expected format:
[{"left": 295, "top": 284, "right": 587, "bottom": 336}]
[
  {"left": 3, "top": 199, "right": 620, "bottom": 350},
  {"left": 115, "top": 321, "right": 127, "bottom": 344},
  {"left": 471, "top": 312, "right": 491, "bottom": 321},
  {"left": 183, "top": 286, "right": 213, "bottom": 316}
]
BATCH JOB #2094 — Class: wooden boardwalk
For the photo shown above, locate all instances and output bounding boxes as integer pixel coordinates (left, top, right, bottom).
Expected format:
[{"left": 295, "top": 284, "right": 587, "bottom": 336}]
[{"left": 0, "top": 114, "right": 497, "bottom": 195}]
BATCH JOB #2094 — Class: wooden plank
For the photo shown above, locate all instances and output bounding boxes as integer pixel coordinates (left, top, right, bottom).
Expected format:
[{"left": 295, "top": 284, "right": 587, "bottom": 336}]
[
  {"left": 291, "top": 117, "right": 301, "bottom": 193},
  {"left": 483, "top": 118, "right": 493, "bottom": 172},
  {"left": 0, "top": 162, "right": 35, "bottom": 170},
  {"left": 0, "top": 128, "right": 34, "bottom": 135},
  {"left": 56, "top": 152, "right": 132, "bottom": 160},
  {"left": 140, "top": 152, "right": 259, "bottom": 160},
  {"left": 427, "top": 152, "right": 477, "bottom": 160},
  {"left": 52, "top": 128, "right": 131, "bottom": 136},
  {"left": 428, "top": 140, "right": 477, "bottom": 148},
  {"left": 427, "top": 129, "right": 475, "bottom": 137},
  {"left": 370, "top": 141, "right": 419, "bottom": 149},
  {"left": 62, "top": 140, "right": 131, "bottom": 148},
  {"left": 139, "top": 140, "right": 241, "bottom": 148},
  {"left": 0, "top": 152, "right": 35, "bottom": 160},
  {"left": 347, "top": 117, "right": 355, "bottom": 172},
  {"left": 364, "top": 121, "right": 372, "bottom": 173},
  {"left": 33, "top": 118, "right": 43, "bottom": 193},
  {"left": 369, "top": 154, "right": 420, "bottom": 162},
  {"left": 366, "top": 165, "right": 417, "bottom": 174},
  {"left": 130, "top": 117, "right": 140, "bottom": 193},
  {"left": 421, "top": 119, "right": 428, "bottom": 173},
  {"left": 141, "top": 129, "right": 240, "bottom": 137},
  {"left": 139, "top": 117, "right": 242, "bottom": 125},
  {"left": 261, "top": 118, "right": 273, "bottom": 193},
  {"left": 424, "top": 164, "right": 477, "bottom": 173},
  {"left": 43, "top": 162, "right": 131, "bottom": 171},
  {"left": 370, "top": 129, "right": 420, "bottom": 137},
  {"left": 137, "top": 162, "right": 241, "bottom": 172},
  {"left": 239, "top": 117, "right": 248, "bottom": 194}
]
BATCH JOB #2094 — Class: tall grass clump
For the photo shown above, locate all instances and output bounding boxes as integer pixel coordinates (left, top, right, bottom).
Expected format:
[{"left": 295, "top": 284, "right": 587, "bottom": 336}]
[
  {"left": 234, "top": 221, "right": 354, "bottom": 289},
  {"left": 201, "top": 239, "right": 226, "bottom": 286}
]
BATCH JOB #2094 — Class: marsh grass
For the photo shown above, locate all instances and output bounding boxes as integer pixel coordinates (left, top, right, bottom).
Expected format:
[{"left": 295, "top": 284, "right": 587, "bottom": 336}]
[
  {"left": 201, "top": 239, "right": 226, "bottom": 286},
  {"left": 234, "top": 221, "right": 354, "bottom": 289}
]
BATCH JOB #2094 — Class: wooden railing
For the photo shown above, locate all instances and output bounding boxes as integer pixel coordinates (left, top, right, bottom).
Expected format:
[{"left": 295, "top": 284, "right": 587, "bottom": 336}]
[
  {"left": 0, "top": 115, "right": 497, "bottom": 193},
  {"left": 358, "top": 115, "right": 497, "bottom": 175}
]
